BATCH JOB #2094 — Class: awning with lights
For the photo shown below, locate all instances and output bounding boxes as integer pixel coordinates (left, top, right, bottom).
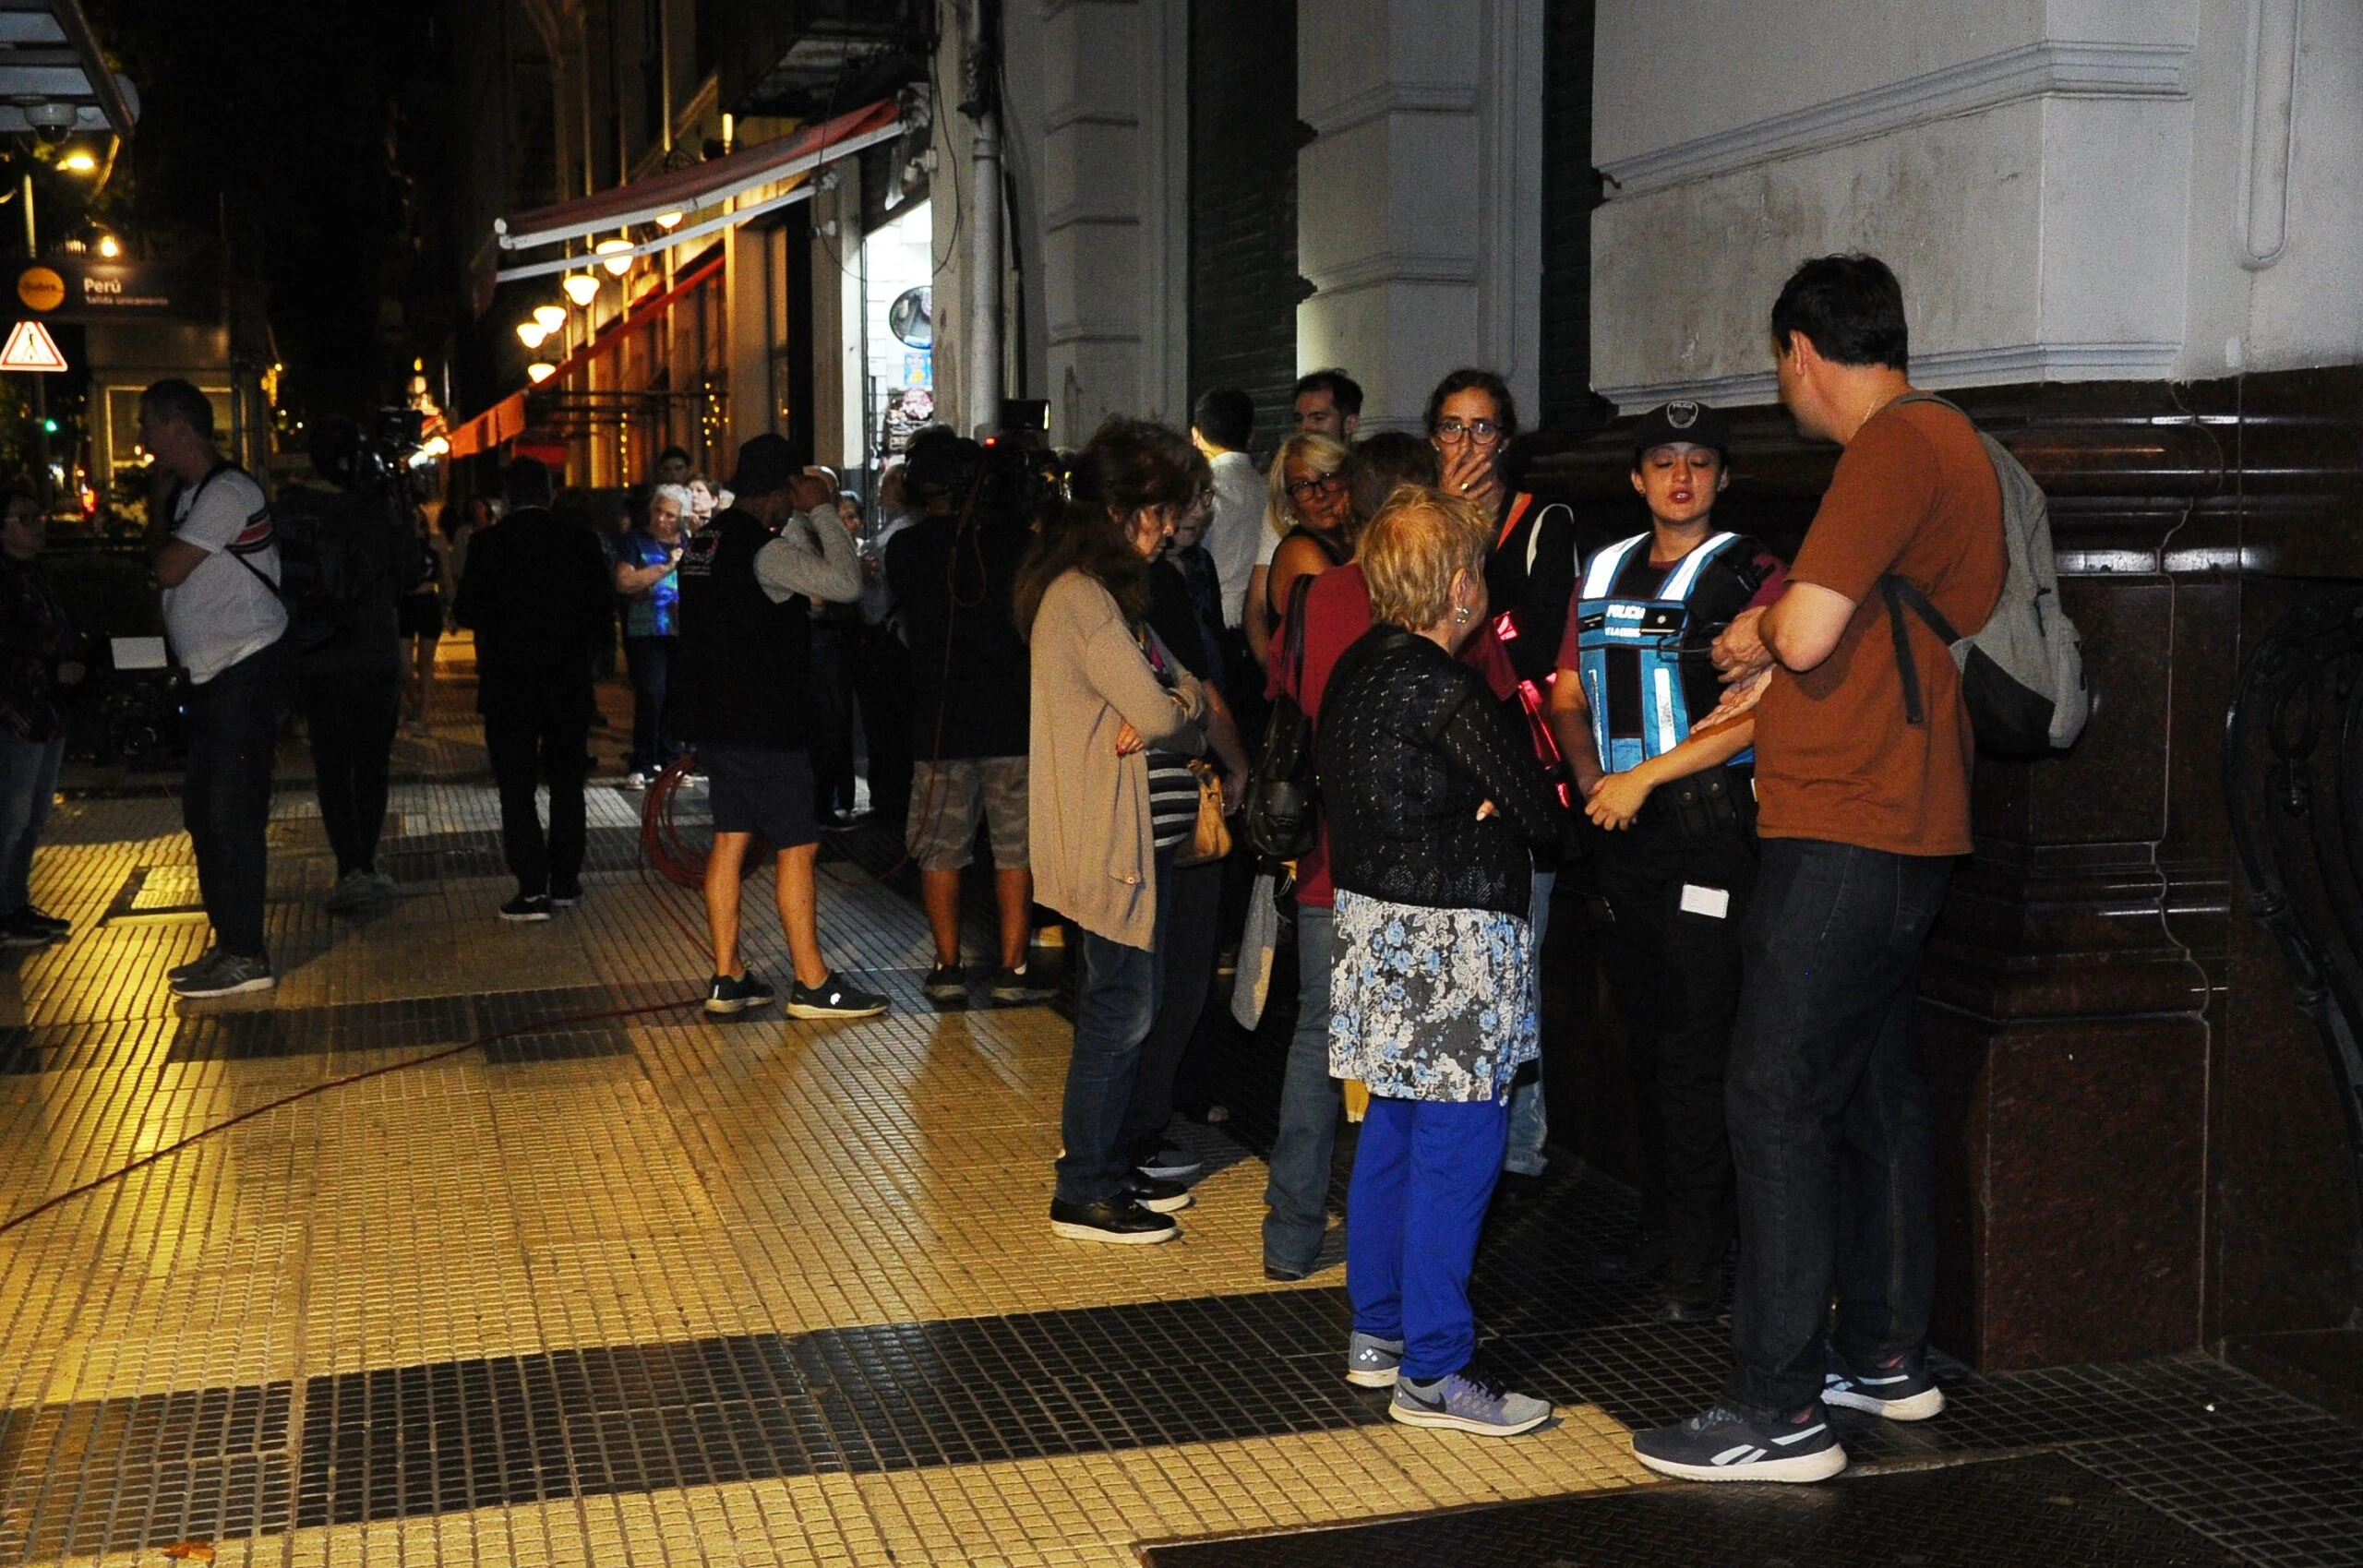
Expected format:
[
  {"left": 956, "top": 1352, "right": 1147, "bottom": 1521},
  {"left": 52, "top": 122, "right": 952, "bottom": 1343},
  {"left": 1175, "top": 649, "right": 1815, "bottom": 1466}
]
[
  {"left": 490, "top": 98, "right": 902, "bottom": 282},
  {"left": 448, "top": 253, "right": 725, "bottom": 459}
]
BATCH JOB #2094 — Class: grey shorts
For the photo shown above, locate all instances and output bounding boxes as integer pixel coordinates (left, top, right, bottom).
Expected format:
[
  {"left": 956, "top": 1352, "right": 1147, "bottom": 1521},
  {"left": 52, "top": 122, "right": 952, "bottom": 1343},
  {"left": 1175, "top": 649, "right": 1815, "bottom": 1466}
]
[{"left": 906, "top": 756, "right": 1030, "bottom": 871}]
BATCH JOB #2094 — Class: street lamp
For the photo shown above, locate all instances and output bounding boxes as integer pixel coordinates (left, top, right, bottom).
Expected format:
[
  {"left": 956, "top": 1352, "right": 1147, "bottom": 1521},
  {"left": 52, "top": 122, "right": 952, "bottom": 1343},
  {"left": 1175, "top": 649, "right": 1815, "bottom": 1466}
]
[
  {"left": 515, "top": 320, "right": 549, "bottom": 350},
  {"left": 654, "top": 210, "right": 683, "bottom": 231},
  {"left": 525, "top": 363, "right": 556, "bottom": 384},
  {"left": 561, "top": 271, "right": 600, "bottom": 306},
  {"left": 55, "top": 150, "right": 96, "bottom": 175},
  {"left": 532, "top": 303, "right": 567, "bottom": 332},
  {"left": 595, "top": 237, "right": 633, "bottom": 276}
]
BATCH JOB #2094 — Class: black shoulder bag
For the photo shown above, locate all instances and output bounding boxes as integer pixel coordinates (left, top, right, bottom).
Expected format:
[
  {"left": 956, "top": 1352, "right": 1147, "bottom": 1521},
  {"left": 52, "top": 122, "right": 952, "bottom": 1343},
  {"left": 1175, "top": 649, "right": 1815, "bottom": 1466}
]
[{"left": 1242, "top": 573, "right": 1318, "bottom": 861}]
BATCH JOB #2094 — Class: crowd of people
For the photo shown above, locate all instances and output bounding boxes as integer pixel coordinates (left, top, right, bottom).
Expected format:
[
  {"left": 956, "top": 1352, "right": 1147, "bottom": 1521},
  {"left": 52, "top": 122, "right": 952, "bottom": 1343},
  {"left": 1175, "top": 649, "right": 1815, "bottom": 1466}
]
[{"left": 0, "top": 250, "right": 2008, "bottom": 1488}]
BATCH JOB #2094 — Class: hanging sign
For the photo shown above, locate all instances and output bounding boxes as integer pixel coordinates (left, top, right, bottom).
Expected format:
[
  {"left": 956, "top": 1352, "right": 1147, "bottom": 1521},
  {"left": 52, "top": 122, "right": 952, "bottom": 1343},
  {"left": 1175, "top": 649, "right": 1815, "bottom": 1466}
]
[{"left": 0, "top": 318, "right": 67, "bottom": 371}]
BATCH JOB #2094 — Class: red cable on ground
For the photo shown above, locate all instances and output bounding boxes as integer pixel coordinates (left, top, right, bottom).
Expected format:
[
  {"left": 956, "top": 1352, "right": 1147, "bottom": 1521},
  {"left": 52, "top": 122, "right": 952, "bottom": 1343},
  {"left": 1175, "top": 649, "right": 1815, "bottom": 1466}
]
[{"left": 0, "top": 997, "right": 701, "bottom": 1239}]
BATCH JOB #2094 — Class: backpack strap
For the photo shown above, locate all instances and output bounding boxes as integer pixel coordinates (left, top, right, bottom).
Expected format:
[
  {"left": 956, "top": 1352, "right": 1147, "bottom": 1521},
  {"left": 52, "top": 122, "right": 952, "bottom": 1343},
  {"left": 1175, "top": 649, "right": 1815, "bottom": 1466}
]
[{"left": 1879, "top": 573, "right": 1961, "bottom": 728}]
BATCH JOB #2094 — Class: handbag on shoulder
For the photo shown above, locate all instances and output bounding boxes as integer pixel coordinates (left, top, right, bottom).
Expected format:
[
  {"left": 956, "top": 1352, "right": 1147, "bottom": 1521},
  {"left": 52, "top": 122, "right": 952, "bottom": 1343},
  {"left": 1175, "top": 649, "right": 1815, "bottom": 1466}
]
[{"left": 1242, "top": 574, "right": 1318, "bottom": 861}]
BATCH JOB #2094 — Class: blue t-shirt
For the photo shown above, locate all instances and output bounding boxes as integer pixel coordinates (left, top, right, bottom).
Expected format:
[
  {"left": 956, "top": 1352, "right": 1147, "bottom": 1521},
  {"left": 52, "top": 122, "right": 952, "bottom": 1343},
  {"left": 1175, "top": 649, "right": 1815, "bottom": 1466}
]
[{"left": 618, "top": 528, "right": 680, "bottom": 637}]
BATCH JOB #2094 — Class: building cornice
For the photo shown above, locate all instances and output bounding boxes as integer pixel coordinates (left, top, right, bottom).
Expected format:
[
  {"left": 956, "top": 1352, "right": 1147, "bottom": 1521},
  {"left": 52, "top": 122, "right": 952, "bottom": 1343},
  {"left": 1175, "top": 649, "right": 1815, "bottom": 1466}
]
[
  {"left": 1599, "top": 40, "right": 2188, "bottom": 197},
  {"left": 1598, "top": 340, "right": 2182, "bottom": 413},
  {"left": 1301, "top": 79, "right": 1479, "bottom": 139}
]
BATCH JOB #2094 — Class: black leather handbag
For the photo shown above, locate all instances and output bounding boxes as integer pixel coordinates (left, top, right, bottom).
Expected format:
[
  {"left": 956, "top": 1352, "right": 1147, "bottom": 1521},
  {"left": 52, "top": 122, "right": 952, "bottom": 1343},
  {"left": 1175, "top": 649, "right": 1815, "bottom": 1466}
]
[{"left": 1242, "top": 574, "right": 1318, "bottom": 861}]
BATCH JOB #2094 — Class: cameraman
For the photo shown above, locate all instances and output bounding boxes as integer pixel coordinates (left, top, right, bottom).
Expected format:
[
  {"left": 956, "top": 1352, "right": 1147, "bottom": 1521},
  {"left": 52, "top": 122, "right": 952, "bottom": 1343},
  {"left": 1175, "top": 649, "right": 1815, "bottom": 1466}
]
[
  {"left": 886, "top": 426, "right": 1053, "bottom": 1007},
  {"left": 282, "top": 417, "right": 408, "bottom": 913}
]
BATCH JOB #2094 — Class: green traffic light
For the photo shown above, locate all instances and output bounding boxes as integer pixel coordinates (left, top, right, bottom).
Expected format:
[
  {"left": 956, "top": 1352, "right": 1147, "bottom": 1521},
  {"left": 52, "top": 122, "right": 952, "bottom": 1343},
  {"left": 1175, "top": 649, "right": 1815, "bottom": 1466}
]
[{"left": 39, "top": 417, "right": 57, "bottom": 434}]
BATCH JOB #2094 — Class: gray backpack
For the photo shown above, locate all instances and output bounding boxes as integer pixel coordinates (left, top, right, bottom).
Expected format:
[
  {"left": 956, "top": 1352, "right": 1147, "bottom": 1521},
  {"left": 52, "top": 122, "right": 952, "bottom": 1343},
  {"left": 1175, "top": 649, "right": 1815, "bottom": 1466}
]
[{"left": 1879, "top": 394, "right": 2089, "bottom": 757}]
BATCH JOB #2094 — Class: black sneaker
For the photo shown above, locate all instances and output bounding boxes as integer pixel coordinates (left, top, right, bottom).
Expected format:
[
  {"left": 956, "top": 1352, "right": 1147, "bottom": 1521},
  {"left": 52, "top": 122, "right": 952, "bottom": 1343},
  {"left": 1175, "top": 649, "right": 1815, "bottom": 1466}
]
[
  {"left": 786, "top": 972, "right": 889, "bottom": 1020},
  {"left": 170, "top": 950, "right": 277, "bottom": 999},
  {"left": 499, "top": 893, "right": 553, "bottom": 922},
  {"left": 1658, "top": 1263, "right": 1722, "bottom": 1324},
  {"left": 705, "top": 972, "right": 777, "bottom": 1015},
  {"left": 166, "top": 946, "right": 222, "bottom": 983},
  {"left": 1631, "top": 1401, "right": 1847, "bottom": 1483},
  {"left": 16, "top": 904, "right": 69, "bottom": 940},
  {"left": 1586, "top": 1230, "right": 1669, "bottom": 1283},
  {"left": 922, "top": 963, "right": 968, "bottom": 1002},
  {"left": 1135, "top": 1143, "right": 1203, "bottom": 1180},
  {"left": 549, "top": 882, "right": 583, "bottom": 909},
  {"left": 1823, "top": 1347, "right": 1947, "bottom": 1421},
  {"left": 1124, "top": 1172, "right": 1193, "bottom": 1214},
  {"left": 1, "top": 910, "right": 55, "bottom": 948},
  {"left": 1049, "top": 1197, "right": 1179, "bottom": 1245},
  {"left": 987, "top": 964, "right": 1057, "bottom": 1005}
]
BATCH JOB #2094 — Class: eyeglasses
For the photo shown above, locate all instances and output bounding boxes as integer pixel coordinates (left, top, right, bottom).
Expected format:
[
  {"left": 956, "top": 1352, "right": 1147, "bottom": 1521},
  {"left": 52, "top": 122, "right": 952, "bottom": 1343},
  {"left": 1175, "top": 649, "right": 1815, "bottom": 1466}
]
[
  {"left": 1284, "top": 471, "right": 1346, "bottom": 503},
  {"left": 1434, "top": 419, "right": 1503, "bottom": 446}
]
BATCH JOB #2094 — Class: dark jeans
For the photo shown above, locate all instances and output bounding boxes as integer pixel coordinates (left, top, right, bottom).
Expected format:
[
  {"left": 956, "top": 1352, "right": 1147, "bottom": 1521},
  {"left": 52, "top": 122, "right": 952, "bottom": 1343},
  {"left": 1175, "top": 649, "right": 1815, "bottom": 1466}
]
[
  {"left": 1724, "top": 837, "right": 1952, "bottom": 1416},
  {"left": 1593, "top": 821, "right": 1757, "bottom": 1283},
  {"left": 300, "top": 667, "right": 401, "bottom": 877},
  {"left": 483, "top": 696, "right": 591, "bottom": 897},
  {"left": 1122, "top": 855, "right": 1223, "bottom": 1164},
  {"left": 1264, "top": 900, "right": 1339, "bottom": 1274},
  {"left": 183, "top": 644, "right": 281, "bottom": 958},
  {"left": 848, "top": 622, "right": 912, "bottom": 819},
  {"left": 1055, "top": 847, "right": 1178, "bottom": 1206},
  {"left": 808, "top": 625, "right": 856, "bottom": 814},
  {"left": 623, "top": 635, "right": 679, "bottom": 775},
  {"left": 0, "top": 732, "right": 64, "bottom": 914}
]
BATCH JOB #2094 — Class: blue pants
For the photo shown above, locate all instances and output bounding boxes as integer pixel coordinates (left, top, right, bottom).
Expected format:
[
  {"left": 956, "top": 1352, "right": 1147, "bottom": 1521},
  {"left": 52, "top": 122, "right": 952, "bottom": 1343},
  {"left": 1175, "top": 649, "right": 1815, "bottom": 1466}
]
[
  {"left": 1725, "top": 837, "right": 1951, "bottom": 1416},
  {"left": 0, "top": 732, "right": 64, "bottom": 915},
  {"left": 1347, "top": 1094, "right": 1509, "bottom": 1382},
  {"left": 1263, "top": 901, "right": 1337, "bottom": 1274},
  {"left": 1055, "top": 847, "right": 1177, "bottom": 1205}
]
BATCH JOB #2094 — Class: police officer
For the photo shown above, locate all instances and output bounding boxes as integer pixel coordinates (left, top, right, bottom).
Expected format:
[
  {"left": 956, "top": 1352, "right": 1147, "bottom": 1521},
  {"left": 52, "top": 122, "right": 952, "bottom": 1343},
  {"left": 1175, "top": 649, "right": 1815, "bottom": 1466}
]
[{"left": 1544, "top": 401, "right": 1786, "bottom": 1322}]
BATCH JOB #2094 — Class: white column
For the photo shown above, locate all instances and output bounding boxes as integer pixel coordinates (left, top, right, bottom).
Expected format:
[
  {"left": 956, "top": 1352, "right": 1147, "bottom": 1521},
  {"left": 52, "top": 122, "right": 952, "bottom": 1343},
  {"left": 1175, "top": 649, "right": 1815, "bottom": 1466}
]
[
  {"left": 1033, "top": 0, "right": 1190, "bottom": 444},
  {"left": 1295, "top": 0, "right": 1543, "bottom": 432}
]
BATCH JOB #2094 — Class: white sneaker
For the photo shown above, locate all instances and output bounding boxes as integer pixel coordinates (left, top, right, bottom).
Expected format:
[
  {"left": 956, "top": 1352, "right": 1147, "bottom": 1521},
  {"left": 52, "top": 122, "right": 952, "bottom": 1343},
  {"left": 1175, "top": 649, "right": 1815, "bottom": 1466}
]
[{"left": 620, "top": 772, "right": 650, "bottom": 791}]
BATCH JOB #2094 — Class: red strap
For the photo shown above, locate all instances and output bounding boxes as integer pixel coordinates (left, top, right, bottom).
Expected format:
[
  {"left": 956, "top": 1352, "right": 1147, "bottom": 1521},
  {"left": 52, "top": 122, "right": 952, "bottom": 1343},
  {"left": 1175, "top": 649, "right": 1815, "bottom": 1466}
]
[{"left": 1494, "top": 491, "right": 1534, "bottom": 551}]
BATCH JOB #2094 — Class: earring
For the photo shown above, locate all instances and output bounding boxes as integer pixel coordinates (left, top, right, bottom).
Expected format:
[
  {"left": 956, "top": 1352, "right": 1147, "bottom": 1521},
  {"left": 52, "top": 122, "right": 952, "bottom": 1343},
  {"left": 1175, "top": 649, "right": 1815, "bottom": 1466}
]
[{"left": 1452, "top": 604, "right": 1470, "bottom": 624}]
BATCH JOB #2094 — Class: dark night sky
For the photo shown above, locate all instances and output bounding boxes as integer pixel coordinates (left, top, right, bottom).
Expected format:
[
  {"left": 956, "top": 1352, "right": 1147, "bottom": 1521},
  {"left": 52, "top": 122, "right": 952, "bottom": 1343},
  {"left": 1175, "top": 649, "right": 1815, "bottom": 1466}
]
[{"left": 91, "top": 0, "right": 451, "bottom": 427}]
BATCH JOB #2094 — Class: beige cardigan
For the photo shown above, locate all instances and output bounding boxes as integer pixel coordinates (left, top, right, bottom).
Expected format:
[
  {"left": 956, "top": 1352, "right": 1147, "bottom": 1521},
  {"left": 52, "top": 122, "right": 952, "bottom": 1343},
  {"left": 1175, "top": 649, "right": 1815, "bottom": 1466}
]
[{"left": 1028, "top": 569, "right": 1207, "bottom": 950}]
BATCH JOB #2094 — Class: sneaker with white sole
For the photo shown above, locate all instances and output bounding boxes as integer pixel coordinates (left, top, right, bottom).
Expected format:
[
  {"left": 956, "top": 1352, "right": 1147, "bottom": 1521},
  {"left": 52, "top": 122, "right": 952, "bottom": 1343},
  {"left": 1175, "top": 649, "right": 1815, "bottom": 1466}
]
[
  {"left": 1345, "top": 1332, "right": 1404, "bottom": 1388},
  {"left": 705, "top": 972, "right": 777, "bottom": 1014},
  {"left": 1389, "top": 1369, "right": 1551, "bottom": 1436},
  {"left": 786, "top": 973, "right": 889, "bottom": 1019},
  {"left": 987, "top": 964, "right": 1057, "bottom": 1005},
  {"left": 1631, "top": 1401, "right": 1847, "bottom": 1483},
  {"left": 498, "top": 893, "right": 553, "bottom": 922},
  {"left": 922, "top": 963, "right": 968, "bottom": 1002},
  {"left": 167, "top": 946, "right": 222, "bottom": 983},
  {"left": 1123, "top": 1173, "right": 1193, "bottom": 1214},
  {"left": 1823, "top": 1347, "right": 1946, "bottom": 1421},
  {"left": 1049, "top": 1197, "right": 1179, "bottom": 1244},
  {"left": 620, "top": 771, "right": 650, "bottom": 790},
  {"left": 1135, "top": 1143, "right": 1203, "bottom": 1180},
  {"left": 170, "top": 951, "right": 277, "bottom": 999}
]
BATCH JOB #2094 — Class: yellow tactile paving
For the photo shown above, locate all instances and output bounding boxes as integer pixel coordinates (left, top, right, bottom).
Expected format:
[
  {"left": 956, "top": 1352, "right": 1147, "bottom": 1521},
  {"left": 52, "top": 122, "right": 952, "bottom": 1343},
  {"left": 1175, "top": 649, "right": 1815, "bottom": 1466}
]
[{"left": 0, "top": 638, "right": 1649, "bottom": 1565}]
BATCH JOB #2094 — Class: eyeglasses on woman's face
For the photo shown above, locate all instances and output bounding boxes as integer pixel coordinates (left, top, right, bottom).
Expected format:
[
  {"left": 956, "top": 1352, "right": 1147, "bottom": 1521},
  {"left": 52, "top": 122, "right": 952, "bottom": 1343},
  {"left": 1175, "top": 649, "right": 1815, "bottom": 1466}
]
[
  {"left": 1433, "top": 418, "right": 1503, "bottom": 447},
  {"left": 1284, "top": 470, "right": 1346, "bottom": 504}
]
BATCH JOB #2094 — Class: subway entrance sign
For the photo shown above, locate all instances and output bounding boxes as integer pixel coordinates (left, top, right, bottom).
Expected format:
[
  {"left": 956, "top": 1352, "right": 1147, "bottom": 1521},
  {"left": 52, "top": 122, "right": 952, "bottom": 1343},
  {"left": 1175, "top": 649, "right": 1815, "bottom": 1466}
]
[{"left": 0, "top": 318, "right": 66, "bottom": 371}]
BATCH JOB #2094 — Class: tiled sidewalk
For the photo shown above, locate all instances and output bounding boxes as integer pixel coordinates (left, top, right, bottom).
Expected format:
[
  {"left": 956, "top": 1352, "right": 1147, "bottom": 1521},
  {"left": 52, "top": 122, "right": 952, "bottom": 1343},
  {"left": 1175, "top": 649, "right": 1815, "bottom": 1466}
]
[{"left": 1, "top": 640, "right": 2356, "bottom": 1566}]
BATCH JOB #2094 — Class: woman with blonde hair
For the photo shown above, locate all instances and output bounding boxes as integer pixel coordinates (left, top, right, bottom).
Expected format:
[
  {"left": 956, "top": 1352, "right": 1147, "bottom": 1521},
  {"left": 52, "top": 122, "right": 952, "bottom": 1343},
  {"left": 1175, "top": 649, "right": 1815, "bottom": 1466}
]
[
  {"left": 1243, "top": 430, "right": 1352, "bottom": 665},
  {"left": 1019, "top": 417, "right": 1213, "bottom": 1245},
  {"left": 1320, "top": 484, "right": 1569, "bottom": 1434}
]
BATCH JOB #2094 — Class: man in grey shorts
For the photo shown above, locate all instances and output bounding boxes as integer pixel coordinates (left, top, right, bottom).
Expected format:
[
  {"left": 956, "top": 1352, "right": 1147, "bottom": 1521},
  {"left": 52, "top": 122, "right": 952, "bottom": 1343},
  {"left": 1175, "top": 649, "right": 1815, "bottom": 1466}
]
[{"left": 885, "top": 430, "right": 1056, "bottom": 1006}]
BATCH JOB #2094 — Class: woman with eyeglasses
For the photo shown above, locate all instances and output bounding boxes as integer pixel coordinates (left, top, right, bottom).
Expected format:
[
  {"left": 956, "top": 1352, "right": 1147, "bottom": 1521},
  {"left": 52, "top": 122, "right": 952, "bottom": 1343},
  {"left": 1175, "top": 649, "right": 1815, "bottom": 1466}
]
[
  {"left": 1243, "top": 431, "right": 1353, "bottom": 667},
  {"left": 1423, "top": 367, "right": 1581, "bottom": 1193}
]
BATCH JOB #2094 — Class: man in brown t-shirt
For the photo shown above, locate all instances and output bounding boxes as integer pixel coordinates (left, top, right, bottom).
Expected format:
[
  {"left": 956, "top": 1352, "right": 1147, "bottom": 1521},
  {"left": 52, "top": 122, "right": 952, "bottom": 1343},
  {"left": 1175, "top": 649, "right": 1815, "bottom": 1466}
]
[{"left": 1632, "top": 255, "right": 2005, "bottom": 1486}]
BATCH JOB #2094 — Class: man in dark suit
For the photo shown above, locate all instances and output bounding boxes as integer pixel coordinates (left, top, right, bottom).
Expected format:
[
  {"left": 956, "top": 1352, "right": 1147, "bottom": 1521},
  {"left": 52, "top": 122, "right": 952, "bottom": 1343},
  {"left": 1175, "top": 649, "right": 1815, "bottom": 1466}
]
[{"left": 452, "top": 457, "right": 613, "bottom": 921}]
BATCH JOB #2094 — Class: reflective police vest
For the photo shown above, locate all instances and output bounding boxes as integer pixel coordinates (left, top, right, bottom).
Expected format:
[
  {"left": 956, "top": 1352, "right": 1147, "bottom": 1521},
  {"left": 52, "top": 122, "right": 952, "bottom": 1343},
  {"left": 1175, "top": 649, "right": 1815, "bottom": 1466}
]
[{"left": 1574, "top": 532, "right": 1747, "bottom": 774}]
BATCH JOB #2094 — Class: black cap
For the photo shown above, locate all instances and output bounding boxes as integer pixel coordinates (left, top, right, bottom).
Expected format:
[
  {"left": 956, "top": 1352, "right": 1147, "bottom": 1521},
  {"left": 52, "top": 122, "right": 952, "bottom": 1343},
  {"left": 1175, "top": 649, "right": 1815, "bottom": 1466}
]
[
  {"left": 728, "top": 433, "right": 805, "bottom": 497},
  {"left": 1630, "top": 400, "right": 1732, "bottom": 462}
]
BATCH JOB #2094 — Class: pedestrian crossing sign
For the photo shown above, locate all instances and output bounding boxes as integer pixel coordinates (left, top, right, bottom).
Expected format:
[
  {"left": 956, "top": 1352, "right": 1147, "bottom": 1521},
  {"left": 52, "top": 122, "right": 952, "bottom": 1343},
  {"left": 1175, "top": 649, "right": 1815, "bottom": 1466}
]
[{"left": 0, "top": 318, "right": 66, "bottom": 371}]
